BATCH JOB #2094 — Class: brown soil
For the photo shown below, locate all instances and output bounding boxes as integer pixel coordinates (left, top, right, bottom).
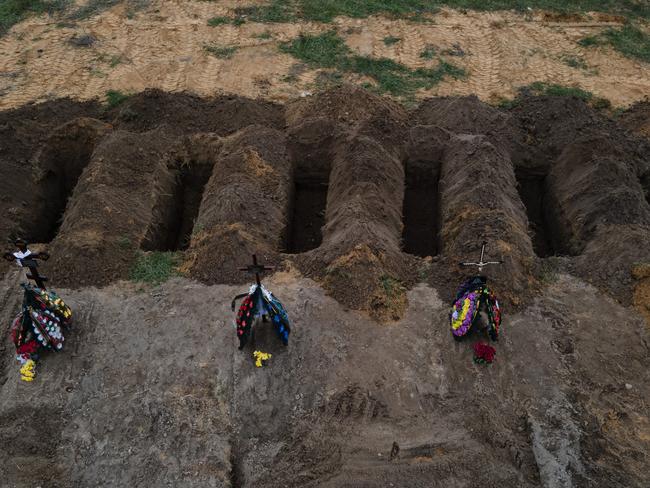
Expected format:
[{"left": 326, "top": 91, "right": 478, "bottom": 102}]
[
  {"left": 619, "top": 99, "right": 650, "bottom": 139},
  {"left": 0, "top": 270, "right": 648, "bottom": 488},
  {"left": 105, "top": 90, "right": 284, "bottom": 136},
  {"left": 632, "top": 263, "right": 650, "bottom": 328},
  {"left": 184, "top": 125, "right": 292, "bottom": 285},
  {"left": 1, "top": 86, "right": 649, "bottom": 317},
  {"left": 1, "top": 4, "right": 649, "bottom": 108},
  {"left": 47, "top": 127, "right": 180, "bottom": 287}
]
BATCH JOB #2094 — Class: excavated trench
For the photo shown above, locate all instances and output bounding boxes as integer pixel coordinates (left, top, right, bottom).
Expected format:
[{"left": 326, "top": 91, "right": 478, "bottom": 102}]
[
  {"left": 285, "top": 158, "right": 330, "bottom": 254},
  {"left": 24, "top": 119, "right": 110, "bottom": 244},
  {"left": 141, "top": 161, "right": 213, "bottom": 252},
  {"left": 515, "top": 169, "right": 562, "bottom": 258},
  {"left": 0, "top": 87, "right": 648, "bottom": 303},
  {"left": 402, "top": 159, "right": 440, "bottom": 258}
]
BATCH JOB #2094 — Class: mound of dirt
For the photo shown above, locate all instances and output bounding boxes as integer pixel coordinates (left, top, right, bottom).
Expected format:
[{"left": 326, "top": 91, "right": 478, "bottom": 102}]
[
  {"left": 185, "top": 126, "right": 292, "bottom": 285},
  {"left": 619, "top": 100, "right": 650, "bottom": 139},
  {"left": 287, "top": 86, "right": 413, "bottom": 319},
  {"left": 545, "top": 135, "right": 650, "bottom": 302},
  {"left": 510, "top": 96, "right": 650, "bottom": 176},
  {"left": 47, "top": 127, "right": 180, "bottom": 287},
  {"left": 546, "top": 136, "right": 650, "bottom": 253},
  {"left": 0, "top": 100, "right": 102, "bottom": 253},
  {"left": 411, "top": 95, "right": 525, "bottom": 158},
  {"left": 1, "top": 87, "right": 649, "bottom": 320},
  {"left": 439, "top": 134, "right": 534, "bottom": 302},
  {"left": 107, "top": 89, "right": 285, "bottom": 137}
]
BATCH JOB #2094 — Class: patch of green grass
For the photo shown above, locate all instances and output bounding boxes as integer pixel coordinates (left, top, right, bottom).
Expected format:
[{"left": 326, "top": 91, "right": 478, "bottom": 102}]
[
  {"left": 578, "top": 35, "right": 600, "bottom": 47},
  {"left": 561, "top": 54, "right": 589, "bottom": 70},
  {"left": 1, "top": 0, "right": 69, "bottom": 36},
  {"left": 203, "top": 44, "right": 238, "bottom": 59},
  {"left": 129, "top": 251, "right": 180, "bottom": 285},
  {"left": 380, "top": 274, "right": 404, "bottom": 297},
  {"left": 227, "top": 0, "right": 650, "bottom": 24},
  {"left": 207, "top": 16, "right": 230, "bottom": 26},
  {"left": 281, "top": 31, "right": 464, "bottom": 97},
  {"left": 105, "top": 89, "right": 130, "bottom": 108},
  {"left": 69, "top": 0, "right": 148, "bottom": 20},
  {"left": 498, "top": 82, "right": 611, "bottom": 111},
  {"left": 117, "top": 236, "right": 132, "bottom": 249},
  {"left": 208, "top": 15, "right": 246, "bottom": 27},
  {"left": 383, "top": 35, "right": 401, "bottom": 46},
  {"left": 302, "top": 0, "right": 438, "bottom": 22},
  {"left": 280, "top": 30, "right": 348, "bottom": 67},
  {"left": 69, "top": 0, "right": 119, "bottom": 19},
  {"left": 447, "top": 0, "right": 648, "bottom": 18},
  {"left": 587, "top": 24, "right": 650, "bottom": 62},
  {"left": 234, "top": 3, "right": 294, "bottom": 23},
  {"left": 419, "top": 45, "right": 437, "bottom": 59},
  {"left": 524, "top": 81, "right": 594, "bottom": 100},
  {"left": 254, "top": 30, "right": 273, "bottom": 39}
]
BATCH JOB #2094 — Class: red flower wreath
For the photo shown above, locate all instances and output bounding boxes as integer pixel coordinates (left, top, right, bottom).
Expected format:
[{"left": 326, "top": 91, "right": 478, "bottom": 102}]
[{"left": 473, "top": 342, "right": 496, "bottom": 364}]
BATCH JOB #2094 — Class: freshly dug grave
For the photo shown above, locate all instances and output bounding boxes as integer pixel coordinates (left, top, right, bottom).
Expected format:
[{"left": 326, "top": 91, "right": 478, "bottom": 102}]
[
  {"left": 545, "top": 135, "right": 650, "bottom": 303},
  {"left": 286, "top": 86, "right": 416, "bottom": 320},
  {"left": 1, "top": 87, "right": 649, "bottom": 319},
  {"left": 27, "top": 117, "right": 113, "bottom": 244},
  {"left": 0, "top": 99, "right": 102, "bottom": 272},
  {"left": 184, "top": 125, "right": 293, "bottom": 285},
  {"left": 47, "top": 127, "right": 180, "bottom": 287},
  {"left": 438, "top": 133, "right": 535, "bottom": 303}
]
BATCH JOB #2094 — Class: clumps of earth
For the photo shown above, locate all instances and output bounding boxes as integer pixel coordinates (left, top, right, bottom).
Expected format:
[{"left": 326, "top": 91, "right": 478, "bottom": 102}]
[{"left": 0, "top": 86, "right": 649, "bottom": 488}]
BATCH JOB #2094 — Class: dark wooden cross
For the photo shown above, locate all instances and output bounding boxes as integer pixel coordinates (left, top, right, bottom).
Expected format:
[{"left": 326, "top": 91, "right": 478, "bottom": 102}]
[
  {"left": 3, "top": 239, "right": 50, "bottom": 289},
  {"left": 239, "top": 254, "right": 274, "bottom": 286}
]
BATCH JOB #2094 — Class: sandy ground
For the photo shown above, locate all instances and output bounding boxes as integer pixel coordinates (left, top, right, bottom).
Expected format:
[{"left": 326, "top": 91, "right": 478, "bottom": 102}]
[
  {"left": 0, "top": 2, "right": 649, "bottom": 109},
  {"left": 0, "top": 265, "right": 648, "bottom": 487}
]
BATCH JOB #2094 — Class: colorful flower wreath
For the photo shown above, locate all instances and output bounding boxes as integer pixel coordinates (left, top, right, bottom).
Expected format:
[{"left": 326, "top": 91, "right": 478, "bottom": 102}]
[
  {"left": 232, "top": 284, "right": 291, "bottom": 350},
  {"left": 11, "top": 284, "right": 73, "bottom": 381},
  {"left": 451, "top": 291, "right": 479, "bottom": 337}
]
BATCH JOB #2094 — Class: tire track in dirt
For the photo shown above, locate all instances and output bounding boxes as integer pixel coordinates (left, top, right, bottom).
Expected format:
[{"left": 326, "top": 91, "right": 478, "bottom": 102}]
[
  {"left": 464, "top": 25, "right": 503, "bottom": 100},
  {"left": 0, "top": 5, "right": 649, "bottom": 109}
]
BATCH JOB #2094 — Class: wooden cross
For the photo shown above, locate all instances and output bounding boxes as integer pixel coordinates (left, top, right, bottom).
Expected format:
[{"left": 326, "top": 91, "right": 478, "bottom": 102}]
[
  {"left": 238, "top": 254, "right": 274, "bottom": 286},
  {"left": 3, "top": 239, "right": 50, "bottom": 289}
]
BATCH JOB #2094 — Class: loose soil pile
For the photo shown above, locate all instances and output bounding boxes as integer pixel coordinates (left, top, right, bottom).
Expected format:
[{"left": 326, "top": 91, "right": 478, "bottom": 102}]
[
  {"left": 1, "top": 86, "right": 650, "bottom": 488},
  {"left": 48, "top": 127, "right": 180, "bottom": 287},
  {"left": 184, "top": 125, "right": 292, "bottom": 285},
  {"left": 619, "top": 99, "right": 650, "bottom": 139},
  {"left": 1, "top": 86, "right": 649, "bottom": 315}
]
